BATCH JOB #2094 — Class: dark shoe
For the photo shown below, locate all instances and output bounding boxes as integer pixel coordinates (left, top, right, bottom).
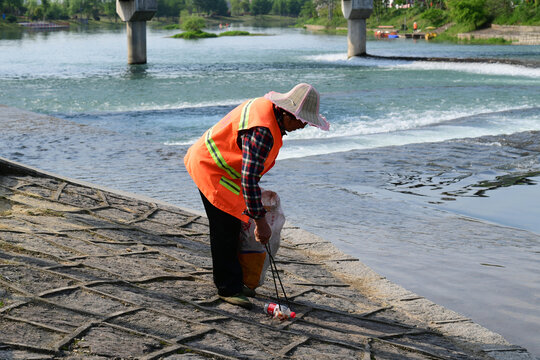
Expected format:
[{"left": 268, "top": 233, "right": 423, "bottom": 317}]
[
  {"left": 219, "top": 293, "right": 252, "bottom": 309},
  {"left": 242, "top": 285, "right": 256, "bottom": 298}
]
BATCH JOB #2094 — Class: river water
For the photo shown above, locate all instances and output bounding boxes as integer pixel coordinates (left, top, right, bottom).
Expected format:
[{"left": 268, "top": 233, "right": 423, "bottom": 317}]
[{"left": 0, "top": 24, "right": 539, "bottom": 356}]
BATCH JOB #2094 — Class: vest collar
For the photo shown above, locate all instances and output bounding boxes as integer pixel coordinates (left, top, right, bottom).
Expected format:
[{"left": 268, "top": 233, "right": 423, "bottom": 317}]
[{"left": 273, "top": 105, "right": 287, "bottom": 136}]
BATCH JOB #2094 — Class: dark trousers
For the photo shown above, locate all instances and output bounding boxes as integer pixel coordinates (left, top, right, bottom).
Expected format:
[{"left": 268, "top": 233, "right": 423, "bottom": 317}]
[{"left": 199, "top": 191, "right": 243, "bottom": 297}]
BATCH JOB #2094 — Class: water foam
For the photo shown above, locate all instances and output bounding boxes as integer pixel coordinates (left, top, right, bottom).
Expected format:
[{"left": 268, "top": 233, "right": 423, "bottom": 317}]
[
  {"left": 395, "top": 61, "right": 540, "bottom": 78},
  {"left": 164, "top": 139, "right": 199, "bottom": 146},
  {"left": 304, "top": 53, "right": 540, "bottom": 78},
  {"left": 278, "top": 126, "right": 499, "bottom": 160},
  {"left": 284, "top": 104, "right": 532, "bottom": 141},
  {"left": 279, "top": 106, "right": 540, "bottom": 159}
]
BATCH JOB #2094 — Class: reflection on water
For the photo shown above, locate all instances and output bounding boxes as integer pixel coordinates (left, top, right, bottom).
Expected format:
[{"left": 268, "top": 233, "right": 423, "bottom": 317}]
[
  {"left": 124, "top": 64, "right": 150, "bottom": 79},
  {"left": 474, "top": 171, "right": 540, "bottom": 195},
  {"left": 0, "top": 29, "right": 24, "bottom": 40},
  {"left": 388, "top": 164, "right": 540, "bottom": 199}
]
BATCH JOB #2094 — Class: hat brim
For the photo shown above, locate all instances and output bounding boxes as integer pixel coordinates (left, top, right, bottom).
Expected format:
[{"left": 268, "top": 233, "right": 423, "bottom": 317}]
[{"left": 264, "top": 91, "right": 330, "bottom": 131}]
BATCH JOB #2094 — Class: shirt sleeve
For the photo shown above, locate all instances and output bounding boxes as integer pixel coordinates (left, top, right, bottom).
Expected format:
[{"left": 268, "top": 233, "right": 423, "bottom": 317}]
[{"left": 240, "top": 126, "right": 274, "bottom": 220}]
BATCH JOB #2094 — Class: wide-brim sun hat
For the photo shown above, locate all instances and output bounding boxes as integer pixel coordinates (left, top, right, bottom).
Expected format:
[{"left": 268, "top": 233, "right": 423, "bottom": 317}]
[{"left": 264, "top": 83, "right": 330, "bottom": 131}]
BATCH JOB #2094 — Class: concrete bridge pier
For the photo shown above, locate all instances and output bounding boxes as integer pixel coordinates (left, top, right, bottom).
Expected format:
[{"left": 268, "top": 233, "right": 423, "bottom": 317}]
[
  {"left": 116, "top": 0, "right": 157, "bottom": 64},
  {"left": 126, "top": 21, "right": 147, "bottom": 64},
  {"left": 341, "top": 0, "right": 373, "bottom": 57},
  {"left": 347, "top": 18, "right": 367, "bottom": 58}
]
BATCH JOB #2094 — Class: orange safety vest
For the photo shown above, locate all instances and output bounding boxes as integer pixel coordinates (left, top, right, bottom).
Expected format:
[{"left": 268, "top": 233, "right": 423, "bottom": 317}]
[{"left": 184, "top": 97, "right": 283, "bottom": 222}]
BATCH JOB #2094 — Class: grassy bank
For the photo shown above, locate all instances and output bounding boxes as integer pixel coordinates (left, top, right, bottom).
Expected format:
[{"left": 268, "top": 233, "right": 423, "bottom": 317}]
[
  {"left": 164, "top": 14, "right": 288, "bottom": 39},
  {"left": 0, "top": 21, "right": 19, "bottom": 30},
  {"left": 171, "top": 30, "right": 266, "bottom": 38},
  {"left": 0, "top": 16, "right": 124, "bottom": 30},
  {"left": 151, "top": 14, "right": 297, "bottom": 30}
]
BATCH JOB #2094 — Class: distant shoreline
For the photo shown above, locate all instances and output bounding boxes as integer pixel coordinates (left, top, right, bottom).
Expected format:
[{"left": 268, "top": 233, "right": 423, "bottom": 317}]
[
  {"left": 306, "top": 22, "right": 540, "bottom": 45},
  {"left": 3, "top": 16, "right": 540, "bottom": 46}
]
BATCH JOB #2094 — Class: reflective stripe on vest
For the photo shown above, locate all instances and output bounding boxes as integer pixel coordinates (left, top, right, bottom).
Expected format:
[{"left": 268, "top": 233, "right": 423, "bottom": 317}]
[
  {"left": 239, "top": 98, "right": 256, "bottom": 131},
  {"left": 184, "top": 97, "right": 283, "bottom": 221},
  {"left": 205, "top": 128, "right": 241, "bottom": 180},
  {"left": 204, "top": 99, "right": 258, "bottom": 195},
  {"left": 219, "top": 176, "right": 240, "bottom": 195}
]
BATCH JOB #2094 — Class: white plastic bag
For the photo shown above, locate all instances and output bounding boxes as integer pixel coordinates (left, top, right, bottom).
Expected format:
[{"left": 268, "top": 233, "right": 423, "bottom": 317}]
[{"left": 238, "top": 190, "right": 285, "bottom": 289}]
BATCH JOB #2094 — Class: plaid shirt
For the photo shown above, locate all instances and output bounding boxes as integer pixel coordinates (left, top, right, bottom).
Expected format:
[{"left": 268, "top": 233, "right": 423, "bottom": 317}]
[
  {"left": 240, "top": 127, "right": 274, "bottom": 220},
  {"left": 239, "top": 107, "right": 286, "bottom": 220}
]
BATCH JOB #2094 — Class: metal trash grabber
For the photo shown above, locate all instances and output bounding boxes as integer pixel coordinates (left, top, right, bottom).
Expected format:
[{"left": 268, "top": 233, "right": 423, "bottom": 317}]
[{"left": 264, "top": 242, "right": 291, "bottom": 312}]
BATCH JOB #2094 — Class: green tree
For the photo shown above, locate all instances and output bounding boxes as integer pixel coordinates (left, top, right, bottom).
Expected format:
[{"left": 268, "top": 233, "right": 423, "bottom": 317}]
[
  {"left": 102, "top": 0, "right": 117, "bottom": 20},
  {"left": 230, "top": 0, "right": 244, "bottom": 15},
  {"left": 286, "top": 0, "right": 302, "bottom": 16},
  {"left": 315, "top": 0, "right": 336, "bottom": 20},
  {"left": 41, "top": 0, "right": 49, "bottom": 18},
  {"left": 484, "top": 0, "right": 513, "bottom": 21},
  {"left": 299, "top": 0, "right": 317, "bottom": 19},
  {"left": 241, "top": 0, "right": 250, "bottom": 13},
  {"left": 189, "top": 0, "right": 228, "bottom": 15},
  {"left": 4, "top": 0, "right": 23, "bottom": 15},
  {"left": 72, "top": 0, "right": 99, "bottom": 19},
  {"left": 181, "top": 15, "right": 205, "bottom": 31},
  {"left": 191, "top": 0, "right": 211, "bottom": 13},
  {"left": 447, "top": 0, "right": 488, "bottom": 29},
  {"left": 420, "top": 8, "right": 449, "bottom": 26},
  {"left": 157, "top": 0, "right": 186, "bottom": 19},
  {"left": 372, "top": 0, "right": 390, "bottom": 22},
  {"left": 25, "top": 0, "right": 40, "bottom": 19},
  {"left": 272, "top": 0, "right": 287, "bottom": 15},
  {"left": 214, "top": 0, "right": 229, "bottom": 15},
  {"left": 503, "top": 0, "right": 540, "bottom": 24},
  {"left": 251, "top": 0, "right": 272, "bottom": 15},
  {"left": 45, "top": 2, "right": 68, "bottom": 19}
]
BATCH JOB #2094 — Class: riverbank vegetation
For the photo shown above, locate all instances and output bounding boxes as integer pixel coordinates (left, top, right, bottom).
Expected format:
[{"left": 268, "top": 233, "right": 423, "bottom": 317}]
[
  {"left": 172, "top": 15, "right": 216, "bottom": 38},
  {"left": 368, "top": 0, "right": 539, "bottom": 31},
  {"left": 171, "top": 15, "right": 263, "bottom": 38},
  {"left": 1, "top": 0, "right": 538, "bottom": 41}
]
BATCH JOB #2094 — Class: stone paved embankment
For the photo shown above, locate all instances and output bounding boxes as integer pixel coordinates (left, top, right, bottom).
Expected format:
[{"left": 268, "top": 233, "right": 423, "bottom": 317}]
[
  {"left": 458, "top": 25, "right": 540, "bottom": 45},
  {"left": 0, "top": 153, "right": 534, "bottom": 359}
]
